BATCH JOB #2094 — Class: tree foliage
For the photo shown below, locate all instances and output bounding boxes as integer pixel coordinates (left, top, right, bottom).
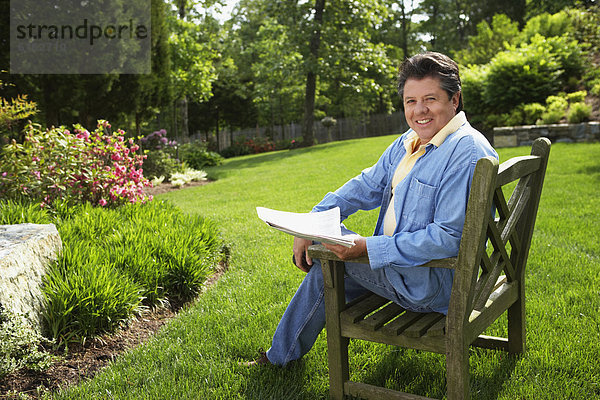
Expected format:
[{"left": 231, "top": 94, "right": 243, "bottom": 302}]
[{"left": 1, "top": 0, "right": 597, "bottom": 146}]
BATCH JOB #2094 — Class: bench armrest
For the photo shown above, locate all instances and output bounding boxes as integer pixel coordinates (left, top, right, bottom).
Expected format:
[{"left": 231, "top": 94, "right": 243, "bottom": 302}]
[{"left": 307, "top": 244, "right": 456, "bottom": 269}]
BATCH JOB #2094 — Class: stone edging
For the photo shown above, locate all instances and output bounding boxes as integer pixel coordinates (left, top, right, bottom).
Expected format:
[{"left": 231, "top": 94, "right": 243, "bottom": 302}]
[{"left": 493, "top": 121, "right": 600, "bottom": 147}]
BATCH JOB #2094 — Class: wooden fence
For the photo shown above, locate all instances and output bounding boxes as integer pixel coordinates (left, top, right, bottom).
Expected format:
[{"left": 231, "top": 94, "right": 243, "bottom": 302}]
[{"left": 192, "top": 111, "right": 409, "bottom": 152}]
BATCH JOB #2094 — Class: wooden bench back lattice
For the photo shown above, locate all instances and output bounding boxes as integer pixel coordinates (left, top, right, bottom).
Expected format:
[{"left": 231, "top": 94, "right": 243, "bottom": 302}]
[{"left": 308, "top": 137, "right": 551, "bottom": 400}]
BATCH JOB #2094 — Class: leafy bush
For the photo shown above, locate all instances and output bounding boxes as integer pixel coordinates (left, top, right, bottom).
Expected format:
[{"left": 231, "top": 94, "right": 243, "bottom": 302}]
[
  {"left": 142, "top": 149, "right": 184, "bottom": 180},
  {"left": 0, "top": 121, "right": 151, "bottom": 208},
  {"left": 484, "top": 37, "right": 563, "bottom": 114},
  {"left": 38, "top": 200, "right": 225, "bottom": 343},
  {"left": 538, "top": 95, "right": 569, "bottom": 124},
  {"left": 522, "top": 103, "right": 547, "bottom": 124},
  {"left": 0, "top": 79, "right": 38, "bottom": 142},
  {"left": 591, "top": 82, "right": 600, "bottom": 97},
  {"left": 179, "top": 141, "right": 223, "bottom": 170},
  {"left": 460, "top": 64, "right": 489, "bottom": 124},
  {"left": 219, "top": 138, "right": 252, "bottom": 158},
  {"left": 140, "top": 129, "right": 183, "bottom": 180},
  {"left": 0, "top": 306, "right": 54, "bottom": 379},
  {"left": 567, "top": 102, "right": 592, "bottom": 123},
  {"left": 518, "top": 10, "right": 576, "bottom": 43},
  {"left": 566, "top": 90, "right": 587, "bottom": 103}
]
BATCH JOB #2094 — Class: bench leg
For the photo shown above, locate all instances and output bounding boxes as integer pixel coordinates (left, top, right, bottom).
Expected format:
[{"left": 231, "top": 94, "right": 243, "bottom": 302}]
[
  {"left": 446, "top": 344, "right": 469, "bottom": 400},
  {"left": 507, "top": 295, "right": 526, "bottom": 354},
  {"left": 322, "top": 259, "right": 350, "bottom": 399}
]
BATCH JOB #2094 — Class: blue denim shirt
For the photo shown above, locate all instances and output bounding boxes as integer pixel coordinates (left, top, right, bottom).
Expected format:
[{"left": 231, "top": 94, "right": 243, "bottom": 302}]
[{"left": 312, "top": 121, "right": 497, "bottom": 314}]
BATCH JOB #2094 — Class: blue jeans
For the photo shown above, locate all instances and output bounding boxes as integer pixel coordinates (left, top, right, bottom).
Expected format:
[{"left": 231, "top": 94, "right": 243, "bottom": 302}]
[{"left": 266, "top": 259, "right": 409, "bottom": 366}]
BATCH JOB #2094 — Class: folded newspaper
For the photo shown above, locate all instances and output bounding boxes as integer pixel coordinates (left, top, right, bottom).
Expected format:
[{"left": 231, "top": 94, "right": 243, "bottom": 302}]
[{"left": 256, "top": 206, "right": 355, "bottom": 247}]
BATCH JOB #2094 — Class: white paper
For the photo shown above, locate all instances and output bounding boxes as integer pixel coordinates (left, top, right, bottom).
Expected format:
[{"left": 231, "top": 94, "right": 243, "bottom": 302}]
[{"left": 256, "top": 206, "right": 355, "bottom": 247}]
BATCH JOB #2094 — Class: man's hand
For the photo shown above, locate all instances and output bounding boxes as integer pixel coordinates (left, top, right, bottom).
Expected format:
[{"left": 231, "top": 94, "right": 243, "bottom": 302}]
[
  {"left": 323, "top": 235, "right": 368, "bottom": 261},
  {"left": 293, "top": 237, "right": 313, "bottom": 273}
]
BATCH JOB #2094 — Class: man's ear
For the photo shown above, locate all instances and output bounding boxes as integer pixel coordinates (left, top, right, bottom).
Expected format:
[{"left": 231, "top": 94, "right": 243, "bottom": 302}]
[{"left": 452, "top": 91, "right": 461, "bottom": 113}]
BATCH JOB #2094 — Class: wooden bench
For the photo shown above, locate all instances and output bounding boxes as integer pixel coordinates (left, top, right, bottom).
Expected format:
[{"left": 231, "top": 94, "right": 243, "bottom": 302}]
[{"left": 307, "top": 137, "right": 551, "bottom": 400}]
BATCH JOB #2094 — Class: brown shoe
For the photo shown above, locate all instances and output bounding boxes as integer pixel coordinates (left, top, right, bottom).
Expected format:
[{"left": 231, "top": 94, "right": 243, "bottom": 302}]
[{"left": 241, "top": 350, "right": 271, "bottom": 366}]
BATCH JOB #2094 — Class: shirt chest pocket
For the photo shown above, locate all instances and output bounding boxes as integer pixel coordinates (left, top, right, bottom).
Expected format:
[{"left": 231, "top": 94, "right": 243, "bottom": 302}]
[{"left": 401, "top": 178, "right": 438, "bottom": 230}]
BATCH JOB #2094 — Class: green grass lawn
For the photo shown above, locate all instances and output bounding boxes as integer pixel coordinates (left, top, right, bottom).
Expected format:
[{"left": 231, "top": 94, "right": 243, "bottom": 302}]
[{"left": 51, "top": 137, "right": 600, "bottom": 399}]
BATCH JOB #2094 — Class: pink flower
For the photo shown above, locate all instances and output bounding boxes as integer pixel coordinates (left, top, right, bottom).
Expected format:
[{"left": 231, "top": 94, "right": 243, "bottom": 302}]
[{"left": 98, "top": 198, "right": 108, "bottom": 206}]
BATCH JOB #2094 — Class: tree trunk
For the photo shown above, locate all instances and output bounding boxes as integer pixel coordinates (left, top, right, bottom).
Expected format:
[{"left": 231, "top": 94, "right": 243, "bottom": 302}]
[
  {"left": 135, "top": 111, "right": 141, "bottom": 137},
  {"left": 179, "top": 95, "right": 189, "bottom": 139},
  {"left": 302, "top": 0, "right": 325, "bottom": 147}
]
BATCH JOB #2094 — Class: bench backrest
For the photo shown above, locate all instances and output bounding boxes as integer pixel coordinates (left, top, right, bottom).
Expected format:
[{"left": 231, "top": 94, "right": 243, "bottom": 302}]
[{"left": 449, "top": 137, "right": 551, "bottom": 331}]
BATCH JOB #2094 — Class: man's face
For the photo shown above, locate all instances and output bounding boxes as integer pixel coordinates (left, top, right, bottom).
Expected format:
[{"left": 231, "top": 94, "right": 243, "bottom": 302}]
[{"left": 403, "top": 76, "right": 460, "bottom": 145}]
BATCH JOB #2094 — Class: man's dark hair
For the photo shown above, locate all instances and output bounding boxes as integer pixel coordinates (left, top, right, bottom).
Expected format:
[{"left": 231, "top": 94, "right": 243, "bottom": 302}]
[{"left": 397, "top": 52, "right": 463, "bottom": 113}]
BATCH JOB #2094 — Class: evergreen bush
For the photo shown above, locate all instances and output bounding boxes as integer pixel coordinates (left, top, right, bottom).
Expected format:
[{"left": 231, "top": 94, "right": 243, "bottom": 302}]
[
  {"left": 567, "top": 102, "right": 592, "bottom": 123},
  {"left": 179, "top": 141, "right": 223, "bottom": 170}
]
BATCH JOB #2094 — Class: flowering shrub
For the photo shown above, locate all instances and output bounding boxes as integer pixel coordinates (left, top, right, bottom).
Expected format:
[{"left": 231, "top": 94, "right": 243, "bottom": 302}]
[
  {"left": 140, "top": 128, "right": 177, "bottom": 151},
  {"left": 139, "top": 128, "right": 183, "bottom": 180},
  {"left": 220, "top": 136, "right": 276, "bottom": 158},
  {"left": 0, "top": 120, "right": 152, "bottom": 208}
]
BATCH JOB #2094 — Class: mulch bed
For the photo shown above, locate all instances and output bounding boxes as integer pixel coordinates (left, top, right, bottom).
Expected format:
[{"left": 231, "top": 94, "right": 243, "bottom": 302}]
[{"left": 0, "top": 306, "right": 177, "bottom": 399}]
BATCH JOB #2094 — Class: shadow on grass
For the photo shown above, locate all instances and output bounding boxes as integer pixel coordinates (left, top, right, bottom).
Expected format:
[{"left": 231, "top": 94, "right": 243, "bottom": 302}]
[
  {"left": 242, "top": 359, "right": 320, "bottom": 399},
  {"left": 578, "top": 164, "right": 600, "bottom": 181},
  {"left": 350, "top": 347, "right": 518, "bottom": 400}
]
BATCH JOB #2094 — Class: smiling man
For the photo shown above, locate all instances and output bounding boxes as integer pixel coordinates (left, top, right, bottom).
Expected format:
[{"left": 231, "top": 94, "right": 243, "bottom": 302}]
[{"left": 244, "top": 52, "right": 497, "bottom": 367}]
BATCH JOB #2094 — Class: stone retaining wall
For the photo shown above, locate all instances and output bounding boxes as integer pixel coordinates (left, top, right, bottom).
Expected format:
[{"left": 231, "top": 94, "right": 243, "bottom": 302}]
[
  {"left": 493, "top": 121, "right": 600, "bottom": 147},
  {"left": 0, "top": 224, "right": 62, "bottom": 333}
]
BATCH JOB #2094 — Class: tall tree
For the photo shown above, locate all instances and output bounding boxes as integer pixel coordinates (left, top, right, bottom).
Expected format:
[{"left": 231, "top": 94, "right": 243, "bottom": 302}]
[{"left": 301, "top": 0, "right": 325, "bottom": 146}]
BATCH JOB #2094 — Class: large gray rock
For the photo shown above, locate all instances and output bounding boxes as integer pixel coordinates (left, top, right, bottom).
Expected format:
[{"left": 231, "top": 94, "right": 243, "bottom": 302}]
[{"left": 0, "top": 224, "right": 62, "bottom": 333}]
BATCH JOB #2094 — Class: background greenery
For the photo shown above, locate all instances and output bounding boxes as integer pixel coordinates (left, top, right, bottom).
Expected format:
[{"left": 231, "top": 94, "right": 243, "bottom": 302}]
[
  {"left": 1, "top": 1, "right": 598, "bottom": 148},
  {"left": 47, "top": 137, "right": 600, "bottom": 399}
]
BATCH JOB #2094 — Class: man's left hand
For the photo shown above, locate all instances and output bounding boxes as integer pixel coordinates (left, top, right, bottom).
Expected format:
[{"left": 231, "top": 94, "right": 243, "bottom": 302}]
[{"left": 323, "top": 235, "right": 368, "bottom": 260}]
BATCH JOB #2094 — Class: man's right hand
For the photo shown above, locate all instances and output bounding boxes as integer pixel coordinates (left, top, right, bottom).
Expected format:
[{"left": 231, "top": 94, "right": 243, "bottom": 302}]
[{"left": 292, "top": 237, "right": 313, "bottom": 273}]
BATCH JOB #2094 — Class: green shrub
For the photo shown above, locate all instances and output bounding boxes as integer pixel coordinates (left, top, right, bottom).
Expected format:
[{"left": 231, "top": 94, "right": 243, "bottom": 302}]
[
  {"left": 219, "top": 137, "right": 253, "bottom": 158},
  {"left": 518, "top": 10, "right": 575, "bottom": 43},
  {"left": 483, "top": 39, "right": 559, "bottom": 114},
  {"left": 591, "top": 82, "right": 600, "bottom": 97},
  {"left": 43, "top": 255, "right": 144, "bottom": 343},
  {"left": 0, "top": 306, "right": 54, "bottom": 379},
  {"left": 538, "top": 95, "right": 568, "bottom": 124},
  {"left": 460, "top": 64, "right": 489, "bottom": 123},
  {"left": 567, "top": 102, "right": 592, "bottom": 123},
  {"left": 566, "top": 90, "right": 587, "bottom": 103},
  {"left": 142, "top": 149, "right": 184, "bottom": 180},
  {"left": 39, "top": 200, "right": 225, "bottom": 343},
  {"left": 140, "top": 129, "right": 184, "bottom": 181},
  {"left": 538, "top": 108, "right": 564, "bottom": 125},
  {"left": 522, "top": 103, "right": 546, "bottom": 124},
  {"left": 179, "top": 141, "right": 223, "bottom": 170}
]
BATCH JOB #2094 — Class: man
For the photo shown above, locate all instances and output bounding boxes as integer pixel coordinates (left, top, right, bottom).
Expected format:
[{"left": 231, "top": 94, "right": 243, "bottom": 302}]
[{"left": 246, "top": 51, "right": 497, "bottom": 367}]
